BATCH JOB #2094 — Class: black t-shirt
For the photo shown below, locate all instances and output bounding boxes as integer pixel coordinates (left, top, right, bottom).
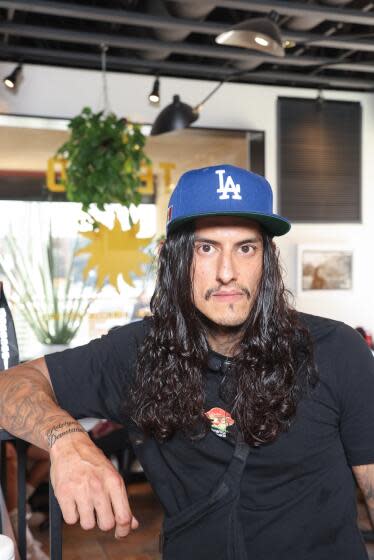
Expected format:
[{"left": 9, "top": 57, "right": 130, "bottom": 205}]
[{"left": 46, "top": 313, "right": 374, "bottom": 559}]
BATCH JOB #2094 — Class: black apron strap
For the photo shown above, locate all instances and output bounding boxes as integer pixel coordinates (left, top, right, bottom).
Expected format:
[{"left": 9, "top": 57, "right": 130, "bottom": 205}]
[
  {"left": 223, "top": 432, "right": 250, "bottom": 488},
  {"left": 161, "top": 432, "right": 251, "bottom": 560}
]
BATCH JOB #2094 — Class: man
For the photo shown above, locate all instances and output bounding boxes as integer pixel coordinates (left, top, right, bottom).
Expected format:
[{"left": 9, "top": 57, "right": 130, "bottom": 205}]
[{"left": 0, "top": 164, "right": 374, "bottom": 559}]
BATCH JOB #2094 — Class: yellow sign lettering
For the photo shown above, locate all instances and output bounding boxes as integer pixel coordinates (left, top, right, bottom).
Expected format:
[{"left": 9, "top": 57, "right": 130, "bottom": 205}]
[
  {"left": 138, "top": 164, "right": 154, "bottom": 195},
  {"left": 46, "top": 157, "right": 67, "bottom": 193},
  {"left": 159, "top": 162, "right": 176, "bottom": 192}
]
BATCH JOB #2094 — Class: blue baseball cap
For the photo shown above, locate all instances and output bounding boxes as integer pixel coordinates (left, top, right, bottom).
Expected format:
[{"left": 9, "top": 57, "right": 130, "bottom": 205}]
[{"left": 166, "top": 164, "right": 291, "bottom": 237}]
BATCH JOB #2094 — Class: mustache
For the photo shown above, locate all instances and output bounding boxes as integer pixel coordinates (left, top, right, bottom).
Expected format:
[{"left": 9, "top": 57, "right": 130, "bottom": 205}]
[{"left": 204, "top": 285, "right": 251, "bottom": 301}]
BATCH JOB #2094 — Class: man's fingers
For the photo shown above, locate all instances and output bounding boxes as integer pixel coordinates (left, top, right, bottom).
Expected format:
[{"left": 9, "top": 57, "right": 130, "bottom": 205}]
[
  {"left": 51, "top": 446, "right": 139, "bottom": 536},
  {"left": 93, "top": 488, "right": 138, "bottom": 535},
  {"left": 131, "top": 516, "right": 139, "bottom": 530},
  {"left": 58, "top": 496, "right": 79, "bottom": 525},
  {"left": 108, "top": 476, "right": 138, "bottom": 538},
  {"left": 76, "top": 499, "right": 96, "bottom": 531},
  {"left": 92, "top": 495, "right": 116, "bottom": 532}
]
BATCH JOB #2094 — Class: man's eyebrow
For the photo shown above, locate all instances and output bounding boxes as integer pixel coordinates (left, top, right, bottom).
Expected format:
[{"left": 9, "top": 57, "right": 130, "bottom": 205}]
[
  {"left": 194, "top": 237, "right": 217, "bottom": 244},
  {"left": 235, "top": 237, "right": 262, "bottom": 245},
  {"left": 194, "top": 236, "right": 262, "bottom": 245}
]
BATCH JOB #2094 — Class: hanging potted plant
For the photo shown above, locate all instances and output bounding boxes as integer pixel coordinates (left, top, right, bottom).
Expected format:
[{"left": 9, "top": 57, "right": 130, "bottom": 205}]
[
  {"left": 56, "top": 45, "right": 150, "bottom": 221},
  {"left": 56, "top": 108, "right": 149, "bottom": 215}
]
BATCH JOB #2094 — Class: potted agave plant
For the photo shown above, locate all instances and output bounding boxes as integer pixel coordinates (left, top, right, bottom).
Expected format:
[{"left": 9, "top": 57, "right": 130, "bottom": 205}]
[{"left": 0, "top": 227, "right": 95, "bottom": 355}]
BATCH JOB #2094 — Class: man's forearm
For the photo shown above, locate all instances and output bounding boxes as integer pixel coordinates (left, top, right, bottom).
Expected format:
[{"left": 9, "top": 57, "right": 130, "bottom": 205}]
[
  {"left": 0, "top": 359, "right": 138, "bottom": 538},
  {"left": 0, "top": 360, "right": 81, "bottom": 450},
  {"left": 360, "top": 482, "right": 374, "bottom": 528},
  {"left": 353, "top": 464, "right": 374, "bottom": 529}
]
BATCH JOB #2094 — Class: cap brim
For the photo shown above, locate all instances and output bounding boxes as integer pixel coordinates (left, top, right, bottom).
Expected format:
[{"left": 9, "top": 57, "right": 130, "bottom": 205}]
[{"left": 167, "top": 211, "right": 291, "bottom": 237}]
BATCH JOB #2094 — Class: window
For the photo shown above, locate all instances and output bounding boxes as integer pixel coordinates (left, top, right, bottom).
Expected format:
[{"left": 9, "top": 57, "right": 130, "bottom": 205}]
[{"left": 278, "top": 97, "right": 361, "bottom": 222}]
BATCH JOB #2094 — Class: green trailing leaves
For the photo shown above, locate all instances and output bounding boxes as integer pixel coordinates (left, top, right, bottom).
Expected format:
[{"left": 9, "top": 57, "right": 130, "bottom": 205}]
[{"left": 57, "top": 107, "right": 149, "bottom": 213}]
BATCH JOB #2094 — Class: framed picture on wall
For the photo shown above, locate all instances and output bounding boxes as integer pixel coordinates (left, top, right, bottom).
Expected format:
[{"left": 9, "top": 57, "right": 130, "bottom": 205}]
[{"left": 297, "top": 245, "right": 353, "bottom": 293}]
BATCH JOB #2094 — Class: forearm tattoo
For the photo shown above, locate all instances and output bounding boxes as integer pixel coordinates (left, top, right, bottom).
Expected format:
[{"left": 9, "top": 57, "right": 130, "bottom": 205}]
[
  {"left": 0, "top": 364, "right": 84, "bottom": 450},
  {"left": 47, "top": 424, "right": 86, "bottom": 448}
]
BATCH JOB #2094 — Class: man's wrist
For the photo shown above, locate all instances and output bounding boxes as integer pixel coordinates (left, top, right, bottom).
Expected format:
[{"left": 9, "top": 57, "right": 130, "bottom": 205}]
[{"left": 46, "top": 420, "right": 87, "bottom": 449}]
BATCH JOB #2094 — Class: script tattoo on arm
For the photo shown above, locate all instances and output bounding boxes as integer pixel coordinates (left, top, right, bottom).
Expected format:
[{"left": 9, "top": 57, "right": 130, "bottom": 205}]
[
  {"left": 46, "top": 422, "right": 86, "bottom": 448},
  {"left": 353, "top": 464, "right": 374, "bottom": 528},
  {"left": 0, "top": 359, "right": 85, "bottom": 451}
]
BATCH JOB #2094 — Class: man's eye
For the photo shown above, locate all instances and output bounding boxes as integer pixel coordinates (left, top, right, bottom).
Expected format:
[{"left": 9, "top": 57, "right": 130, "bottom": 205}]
[
  {"left": 201, "top": 244, "right": 212, "bottom": 253},
  {"left": 240, "top": 245, "right": 254, "bottom": 254},
  {"left": 196, "top": 243, "right": 214, "bottom": 254}
]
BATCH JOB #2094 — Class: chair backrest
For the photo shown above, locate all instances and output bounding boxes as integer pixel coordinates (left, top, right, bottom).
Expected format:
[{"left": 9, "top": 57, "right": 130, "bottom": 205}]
[{"left": 0, "top": 283, "right": 19, "bottom": 371}]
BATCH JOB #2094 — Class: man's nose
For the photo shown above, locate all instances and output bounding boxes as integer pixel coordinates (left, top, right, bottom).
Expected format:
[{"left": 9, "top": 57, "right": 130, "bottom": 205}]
[{"left": 216, "top": 252, "right": 237, "bottom": 284}]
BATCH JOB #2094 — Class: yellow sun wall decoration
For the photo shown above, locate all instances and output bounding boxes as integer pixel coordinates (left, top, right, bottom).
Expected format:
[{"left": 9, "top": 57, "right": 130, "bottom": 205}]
[{"left": 76, "top": 217, "right": 153, "bottom": 293}]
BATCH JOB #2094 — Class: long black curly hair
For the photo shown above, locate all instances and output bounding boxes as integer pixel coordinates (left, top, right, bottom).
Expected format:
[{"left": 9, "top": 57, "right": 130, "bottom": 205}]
[{"left": 128, "top": 223, "right": 317, "bottom": 446}]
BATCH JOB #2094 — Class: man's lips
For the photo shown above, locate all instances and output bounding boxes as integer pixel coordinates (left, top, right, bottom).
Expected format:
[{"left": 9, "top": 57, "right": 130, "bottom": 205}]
[
  {"left": 211, "top": 291, "right": 245, "bottom": 300},
  {"left": 204, "top": 286, "right": 251, "bottom": 300}
]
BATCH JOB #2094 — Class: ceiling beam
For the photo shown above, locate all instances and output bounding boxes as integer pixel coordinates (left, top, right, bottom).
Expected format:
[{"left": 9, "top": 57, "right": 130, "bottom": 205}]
[
  {"left": 171, "top": 0, "right": 374, "bottom": 26},
  {"left": 284, "top": 30, "right": 374, "bottom": 54},
  {"left": 322, "top": 62, "right": 374, "bottom": 74},
  {"left": 0, "top": 45, "right": 236, "bottom": 78},
  {"left": 0, "top": 44, "right": 373, "bottom": 91},
  {"left": 244, "top": 70, "right": 374, "bottom": 90},
  {"left": 0, "top": 22, "right": 348, "bottom": 68},
  {"left": 6, "top": 0, "right": 374, "bottom": 27},
  {"left": 3, "top": 0, "right": 374, "bottom": 55},
  {"left": 0, "top": 0, "right": 224, "bottom": 36},
  {"left": 5, "top": 21, "right": 374, "bottom": 74}
]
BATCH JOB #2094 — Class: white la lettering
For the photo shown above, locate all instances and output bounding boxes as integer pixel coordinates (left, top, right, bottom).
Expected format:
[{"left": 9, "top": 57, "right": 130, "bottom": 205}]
[{"left": 215, "top": 169, "right": 242, "bottom": 200}]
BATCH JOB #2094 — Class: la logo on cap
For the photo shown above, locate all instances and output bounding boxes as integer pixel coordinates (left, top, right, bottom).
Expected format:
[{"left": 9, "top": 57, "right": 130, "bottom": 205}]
[{"left": 215, "top": 169, "right": 242, "bottom": 201}]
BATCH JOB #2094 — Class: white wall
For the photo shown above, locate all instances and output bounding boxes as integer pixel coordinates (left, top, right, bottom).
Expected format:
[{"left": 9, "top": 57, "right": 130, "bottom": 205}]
[{"left": 1, "top": 63, "right": 373, "bottom": 331}]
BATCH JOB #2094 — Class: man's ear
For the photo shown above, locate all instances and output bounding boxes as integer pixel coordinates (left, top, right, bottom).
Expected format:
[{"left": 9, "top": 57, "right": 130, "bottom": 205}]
[{"left": 156, "top": 235, "right": 165, "bottom": 255}]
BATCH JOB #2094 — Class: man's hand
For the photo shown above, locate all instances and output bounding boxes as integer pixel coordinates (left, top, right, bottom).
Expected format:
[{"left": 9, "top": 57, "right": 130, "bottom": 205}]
[
  {"left": 0, "top": 358, "right": 138, "bottom": 537},
  {"left": 50, "top": 431, "right": 139, "bottom": 538}
]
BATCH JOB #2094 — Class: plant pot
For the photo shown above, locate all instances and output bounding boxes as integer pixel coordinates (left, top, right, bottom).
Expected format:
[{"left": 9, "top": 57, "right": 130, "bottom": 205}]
[{"left": 41, "top": 344, "right": 70, "bottom": 355}]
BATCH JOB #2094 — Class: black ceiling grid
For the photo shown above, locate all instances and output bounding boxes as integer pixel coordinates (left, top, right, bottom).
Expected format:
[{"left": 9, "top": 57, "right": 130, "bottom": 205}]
[{"left": 2, "top": 0, "right": 374, "bottom": 91}]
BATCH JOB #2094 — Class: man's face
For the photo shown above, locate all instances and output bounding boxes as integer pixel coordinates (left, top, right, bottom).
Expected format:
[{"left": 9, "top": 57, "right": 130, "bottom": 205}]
[{"left": 192, "top": 216, "right": 264, "bottom": 328}]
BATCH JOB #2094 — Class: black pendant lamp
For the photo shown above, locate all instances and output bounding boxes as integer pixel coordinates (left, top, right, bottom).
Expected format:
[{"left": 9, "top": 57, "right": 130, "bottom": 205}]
[
  {"left": 150, "top": 94, "right": 199, "bottom": 136},
  {"left": 3, "top": 64, "right": 23, "bottom": 90},
  {"left": 215, "top": 17, "right": 284, "bottom": 57}
]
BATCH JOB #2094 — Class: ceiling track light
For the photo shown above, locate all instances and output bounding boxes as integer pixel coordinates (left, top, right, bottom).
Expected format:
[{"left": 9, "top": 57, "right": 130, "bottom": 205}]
[
  {"left": 148, "top": 76, "right": 160, "bottom": 105},
  {"left": 3, "top": 64, "right": 23, "bottom": 90},
  {"left": 283, "top": 39, "right": 296, "bottom": 49},
  {"left": 215, "top": 12, "right": 284, "bottom": 58}
]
